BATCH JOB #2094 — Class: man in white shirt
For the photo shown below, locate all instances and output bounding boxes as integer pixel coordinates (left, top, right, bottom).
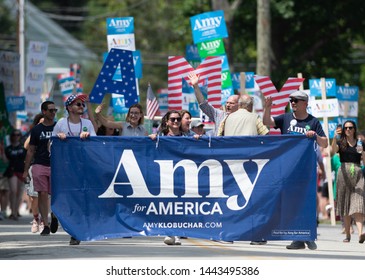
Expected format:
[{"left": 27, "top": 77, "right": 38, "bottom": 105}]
[
  {"left": 53, "top": 94, "right": 96, "bottom": 140},
  {"left": 52, "top": 94, "right": 96, "bottom": 245}
]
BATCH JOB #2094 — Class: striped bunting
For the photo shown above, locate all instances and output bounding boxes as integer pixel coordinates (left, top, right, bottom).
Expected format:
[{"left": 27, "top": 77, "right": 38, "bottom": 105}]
[
  {"left": 254, "top": 76, "right": 305, "bottom": 134},
  {"left": 168, "top": 56, "right": 222, "bottom": 110}
]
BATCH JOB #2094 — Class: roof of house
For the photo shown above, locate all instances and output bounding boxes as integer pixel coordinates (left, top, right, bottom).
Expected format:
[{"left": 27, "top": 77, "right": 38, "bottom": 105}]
[{"left": 5, "top": 0, "right": 98, "bottom": 70}]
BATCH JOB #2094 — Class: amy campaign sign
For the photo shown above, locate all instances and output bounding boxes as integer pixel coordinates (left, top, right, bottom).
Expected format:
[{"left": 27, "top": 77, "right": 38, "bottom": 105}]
[
  {"left": 190, "top": 10, "right": 228, "bottom": 44},
  {"left": 6, "top": 96, "right": 25, "bottom": 112},
  {"left": 309, "top": 78, "right": 337, "bottom": 97},
  {"left": 106, "top": 17, "right": 134, "bottom": 35},
  {"left": 51, "top": 136, "right": 317, "bottom": 242},
  {"left": 336, "top": 85, "right": 359, "bottom": 101}
]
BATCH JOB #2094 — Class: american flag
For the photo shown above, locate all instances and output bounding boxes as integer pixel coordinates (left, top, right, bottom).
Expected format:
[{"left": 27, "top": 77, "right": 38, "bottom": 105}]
[
  {"left": 168, "top": 56, "right": 222, "bottom": 110},
  {"left": 146, "top": 83, "right": 159, "bottom": 120},
  {"left": 254, "top": 76, "right": 305, "bottom": 134}
]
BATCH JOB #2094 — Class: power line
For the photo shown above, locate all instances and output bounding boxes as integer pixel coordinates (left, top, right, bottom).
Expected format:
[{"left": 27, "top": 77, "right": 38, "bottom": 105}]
[{"left": 33, "top": 0, "right": 150, "bottom": 22}]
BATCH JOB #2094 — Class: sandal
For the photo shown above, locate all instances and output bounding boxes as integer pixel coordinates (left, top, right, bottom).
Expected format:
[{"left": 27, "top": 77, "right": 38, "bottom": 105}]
[
  {"left": 359, "top": 233, "right": 365, "bottom": 244},
  {"left": 343, "top": 236, "right": 351, "bottom": 243}
]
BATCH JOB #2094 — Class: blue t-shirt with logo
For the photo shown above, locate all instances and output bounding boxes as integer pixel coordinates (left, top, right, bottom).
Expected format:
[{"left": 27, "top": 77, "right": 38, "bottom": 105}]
[
  {"left": 29, "top": 122, "right": 56, "bottom": 166},
  {"left": 274, "top": 113, "right": 326, "bottom": 137}
]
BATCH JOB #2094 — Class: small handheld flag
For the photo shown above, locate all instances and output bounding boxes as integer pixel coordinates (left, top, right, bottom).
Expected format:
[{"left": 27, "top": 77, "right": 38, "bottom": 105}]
[{"left": 146, "top": 83, "right": 159, "bottom": 120}]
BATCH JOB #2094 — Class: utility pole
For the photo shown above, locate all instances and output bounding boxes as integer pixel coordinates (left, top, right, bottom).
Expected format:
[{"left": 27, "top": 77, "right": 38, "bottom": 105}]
[{"left": 18, "top": 0, "right": 25, "bottom": 96}]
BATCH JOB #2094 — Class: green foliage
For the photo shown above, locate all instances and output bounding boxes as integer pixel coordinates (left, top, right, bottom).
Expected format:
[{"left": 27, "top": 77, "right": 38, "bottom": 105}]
[{"left": 0, "top": 2, "right": 16, "bottom": 50}]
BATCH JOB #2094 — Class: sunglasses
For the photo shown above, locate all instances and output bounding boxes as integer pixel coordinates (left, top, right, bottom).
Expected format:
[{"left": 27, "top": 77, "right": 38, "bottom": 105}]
[
  {"left": 344, "top": 126, "right": 354, "bottom": 130},
  {"left": 289, "top": 98, "right": 301, "bottom": 103},
  {"left": 169, "top": 117, "right": 182, "bottom": 123},
  {"left": 73, "top": 102, "right": 85, "bottom": 108},
  {"left": 48, "top": 108, "right": 58, "bottom": 113}
]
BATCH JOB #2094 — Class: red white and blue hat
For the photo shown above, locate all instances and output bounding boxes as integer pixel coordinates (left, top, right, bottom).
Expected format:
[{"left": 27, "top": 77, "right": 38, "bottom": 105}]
[{"left": 65, "top": 94, "right": 88, "bottom": 107}]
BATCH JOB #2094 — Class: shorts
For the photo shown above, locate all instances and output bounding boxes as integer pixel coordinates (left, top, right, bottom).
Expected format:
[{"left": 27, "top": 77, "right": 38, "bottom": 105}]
[
  {"left": 25, "top": 166, "right": 38, "bottom": 197},
  {"left": 0, "top": 176, "right": 9, "bottom": 191},
  {"left": 32, "top": 164, "right": 51, "bottom": 194},
  {"left": 321, "top": 182, "right": 329, "bottom": 198}
]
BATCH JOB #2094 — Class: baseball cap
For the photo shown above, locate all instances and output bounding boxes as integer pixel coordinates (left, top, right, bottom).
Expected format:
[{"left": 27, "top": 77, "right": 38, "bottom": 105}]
[
  {"left": 191, "top": 120, "right": 204, "bottom": 128},
  {"left": 289, "top": 90, "right": 308, "bottom": 101},
  {"left": 65, "top": 94, "right": 88, "bottom": 107}
]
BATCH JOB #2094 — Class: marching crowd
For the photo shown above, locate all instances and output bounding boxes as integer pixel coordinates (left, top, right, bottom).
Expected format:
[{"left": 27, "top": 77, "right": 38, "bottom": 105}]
[{"left": 0, "top": 70, "right": 365, "bottom": 250}]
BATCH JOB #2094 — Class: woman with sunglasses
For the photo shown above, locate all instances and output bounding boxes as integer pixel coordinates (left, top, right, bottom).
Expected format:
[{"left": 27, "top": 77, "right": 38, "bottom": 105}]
[
  {"left": 331, "top": 121, "right": 365, "bottom": 243},
  {"left": 155, "top": 110, "right": 185, "bottom": 137},
  {"left": 95, "top": 103, "right": 147, "bottom": 136},
  {"left": 149, "top": 110, "right": 186, "bottom": 245}
]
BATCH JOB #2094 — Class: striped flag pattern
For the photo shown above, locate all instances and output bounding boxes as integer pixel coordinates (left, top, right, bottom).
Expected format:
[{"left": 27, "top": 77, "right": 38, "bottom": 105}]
[
  {"left": 146, "top": 83, "right": 159, "bottom": 120},
  {"left": 254, "top": 76, "right": 305, "bottom": 134},
  {"left": 168, "top": 56, "right": 222, "bottom": 110}
]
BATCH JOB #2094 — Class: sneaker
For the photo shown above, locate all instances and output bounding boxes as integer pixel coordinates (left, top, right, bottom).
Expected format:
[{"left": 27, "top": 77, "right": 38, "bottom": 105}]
[
  {"left": 40, "top": 226, "right": 50, "bottom": 236},
  {"left": 174, "top": 236, "right": 181, "bottom": 245},
  {"left": 164, "top": 236, "right": 175, "bottom": 245},
  {"left": 359, "top": 233, "right": 365, "bottom": 244},
  {"left": 50, "top": 213, "right": 58, "bottom": 234},
  {"left": 39, "top": 221, "right": 44, "bottom": 233},
  {"left": 305, "top": 241, "right": 317, "bottom": 250},
  {"left": 69, "top": 237, "right": 81, "bottom": 245},
  {"left": 8, "top": 214, "right": 18, "bottom": 221},
  {"left": 250, "top": 240, "right": 267, "bottom": 245},
  {"left": 31, "top": 219, "right": 39, "bottom": 233},
  {"left": 286, "top": 241, "right": 305, "bottom": 249}
]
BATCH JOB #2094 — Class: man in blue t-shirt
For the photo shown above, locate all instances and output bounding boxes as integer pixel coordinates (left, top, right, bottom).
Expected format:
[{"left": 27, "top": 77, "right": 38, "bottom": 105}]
[{"left": 263, "top": 90, "right": 328, "bottom": 250}]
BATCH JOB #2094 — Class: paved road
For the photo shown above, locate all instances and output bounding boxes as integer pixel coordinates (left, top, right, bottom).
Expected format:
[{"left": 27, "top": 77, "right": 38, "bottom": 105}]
[{"left": 1, "top": 213, "right": 365, "bottom": 260}]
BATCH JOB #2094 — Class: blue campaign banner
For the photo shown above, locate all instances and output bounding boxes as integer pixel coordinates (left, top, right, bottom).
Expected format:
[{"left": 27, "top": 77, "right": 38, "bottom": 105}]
[
  {"left": 106, "top": 17, "right": 134, "bottom": 35},
  {"left": 190, "top": 10, "right": 228, "bottom": 44},
  {"left": 220, "top": 54, "right": 229, "bottom": 71},
  {"left": 188, "top": 101, "right": 200, "bottom": 117},
  {"left": 323, "top": 120, "right": 340, "bottom": 139},
  {"left": 6, "top": 96, "right": 25, "bottom": 112},
  {"left": 221, "top": 87, "right": 234, "bottom": 105},
  {"left": 336, "top": 85, "right": 359, "bottom": 101},
  {"left": 231, "top": 72, "right": 255, "bottom": 90},
  {"left": 133, "top": 50, "right": 142, "bottom": 79},
  {"left": 245, "top": 72, "right": 255, "bottom": 88},
  {"left": 51, "top": 136, "right": 317, "bottom": 242},
  {"left": 182, "top": 78, "right": 194, "bottom": 93},
  {"left": 309, "top": 78, "right": 337, "bottom": 97},
  {"left": 111, "top": 93, "right": 129, "bottom": 114},
  {"left": 231, "top": 73, "right": 240, "bottom": 89},
  {"left": 337, "top": 116, "right": 358, "bottom": 126},
  {"left": 185, "top": 44, "right": 200, "bottom": 61}
]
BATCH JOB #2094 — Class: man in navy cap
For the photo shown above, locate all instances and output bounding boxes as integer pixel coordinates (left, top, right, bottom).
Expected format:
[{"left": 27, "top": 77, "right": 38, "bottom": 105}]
[{"left": 263, "top": 90, "right": 328, "bottom": 250}]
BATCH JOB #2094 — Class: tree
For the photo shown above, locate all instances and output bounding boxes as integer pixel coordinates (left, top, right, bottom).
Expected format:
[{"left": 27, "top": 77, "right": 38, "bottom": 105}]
[
  {"left": 256, "top": 0, "right": 271, "bottom": 76},
  {"left": 0, "top": 1, "right": 17, "bottom": 51}
]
